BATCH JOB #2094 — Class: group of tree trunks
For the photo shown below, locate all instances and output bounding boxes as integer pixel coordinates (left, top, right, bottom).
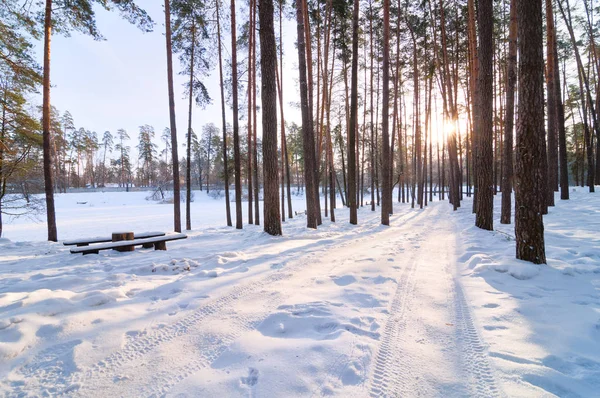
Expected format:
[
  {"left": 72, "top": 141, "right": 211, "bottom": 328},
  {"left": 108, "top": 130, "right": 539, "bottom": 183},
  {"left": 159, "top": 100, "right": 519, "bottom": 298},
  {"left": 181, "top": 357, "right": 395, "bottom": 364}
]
[{"left": 10, "top": 0, "right": 600, "bottom": 265}]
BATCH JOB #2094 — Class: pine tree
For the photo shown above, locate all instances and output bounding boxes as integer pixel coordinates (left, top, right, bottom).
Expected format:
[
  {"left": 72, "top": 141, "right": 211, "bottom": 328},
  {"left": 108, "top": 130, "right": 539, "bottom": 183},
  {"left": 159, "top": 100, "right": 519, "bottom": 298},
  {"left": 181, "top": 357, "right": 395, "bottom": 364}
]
[
  {"left": 172, "top": 0, "right": 213, "bottom": 230},
  {"left": 164, "top": 0, "right": 182, "bottom": 232},
  {"left": 347, "top": 0, "right": 359, "bottom": 225},
  {"left": 215, "top": 0, "right": 232, "bottom": 227},
  {"left": 33, "top": 0, "right": 153, "bottom": 241},
  {"left": 515, "top": 0, "right": 546, "bottom": 264},
  {"left": 475, "top": 0, "right": 494, "bottom": 231},
  {"left": 231, "top": 0, "right": 243, "bottom": 229},
  {"left": 500, "top": 0, "right": 517, "bottom": 225},
  {"left": 258, "top": 0, "right": 282, "bottom": 236}
]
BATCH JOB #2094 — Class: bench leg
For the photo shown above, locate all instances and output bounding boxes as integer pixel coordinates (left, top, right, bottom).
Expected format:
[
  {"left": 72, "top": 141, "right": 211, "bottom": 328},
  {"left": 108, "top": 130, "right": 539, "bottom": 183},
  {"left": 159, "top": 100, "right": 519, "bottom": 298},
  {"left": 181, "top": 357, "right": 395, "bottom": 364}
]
[
  {"left": 83, "top": 250, "right": 99, "bottom": 255},
  {"left": 115, "top": 245, "right": 134, "bottom": 252},
  {"left": 142, "top": 243, "right": 154, "bottom": 249},
  {"left": 154, "top": 241, "right": 167, "bottom": 251}
]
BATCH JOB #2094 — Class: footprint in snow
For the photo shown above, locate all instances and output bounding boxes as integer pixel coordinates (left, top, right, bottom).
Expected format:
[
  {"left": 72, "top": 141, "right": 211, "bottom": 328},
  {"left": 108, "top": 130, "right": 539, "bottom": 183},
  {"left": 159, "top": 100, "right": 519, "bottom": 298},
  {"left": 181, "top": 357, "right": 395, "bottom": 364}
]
[
  {"left": 483, "top": 303, "right": 500, "bottom": 309},
  {"left": 331, "top": 275, "right": 356, "bottom": 286},
  {"left": 241, "top": 367, "right": 259, "bottom": 387}
]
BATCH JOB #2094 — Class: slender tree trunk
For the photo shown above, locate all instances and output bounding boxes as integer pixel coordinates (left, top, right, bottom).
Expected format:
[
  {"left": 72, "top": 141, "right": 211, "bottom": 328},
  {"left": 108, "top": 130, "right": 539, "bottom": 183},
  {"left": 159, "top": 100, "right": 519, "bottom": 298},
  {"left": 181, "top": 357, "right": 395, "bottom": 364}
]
[
  {"left": 232, "top": 0, "right": 244, "bottom": 228},
  {"left": 296, "top": 0, "right": 319, "bottom": 228},
  {"left": 186, "top": 24, "right": 196, "bottom": 231},
  {"left": 253, "top": 1, "right": 260, "bottom": 226},
  {"left": 0, "top": 97, "right": 5, "bottom": 237},
  {"left": 247, "top": 0, "right": 254, "bottom": 225},
  {"left": 43, "top": 0, "right": 58, "bottom": 242},
  {"left": 558, "top": 0, "right": 595, "bottom": 192},
  {"left": 302, "top": 0, "right": 321, "bottom": 225},
  {"left": 545, "top": 0, "right": 558, "bottom": 206},
  {"left": 347, "top": 0, "right": 359, "bottom": 225},
  {"left": 381, "top": 0, "right": 391, "bottom": 225},
  {"left": 515, "top": 0, "right": 546, "bottom": 264},
  {"left": 216, "top": 0, "right": 232, "bottom": 226},
  {"left": 501, "top": 0, "right": 517, "bottom": 224},
  {"left": 555, "top": 25, "right": 569, "bottom": 200},
  {"left": 165, "top": 0, "right": 182, "bottom": 232},
  {"left": 475, "top": 0, "right": 493, "bottom": 230},
  {"left": 369, "top": 1, "right": 375, "bottom": 212},
  {"left": 468, "top": 0, "right": 479, "bottom": 213}
]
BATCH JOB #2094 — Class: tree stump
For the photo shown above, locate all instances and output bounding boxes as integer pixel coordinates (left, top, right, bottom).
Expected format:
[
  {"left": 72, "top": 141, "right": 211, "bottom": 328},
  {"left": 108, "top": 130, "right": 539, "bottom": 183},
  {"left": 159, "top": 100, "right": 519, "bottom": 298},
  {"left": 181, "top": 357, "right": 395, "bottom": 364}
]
[{"left": 112, "top": 231, "right": 134, "bottom": 252}]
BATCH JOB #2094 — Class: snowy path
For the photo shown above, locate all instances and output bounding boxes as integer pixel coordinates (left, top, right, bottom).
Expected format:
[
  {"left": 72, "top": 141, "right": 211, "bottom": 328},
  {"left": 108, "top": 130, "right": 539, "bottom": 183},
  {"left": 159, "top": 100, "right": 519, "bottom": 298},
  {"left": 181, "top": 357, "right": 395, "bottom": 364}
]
[{"left": 3, "top": 202, "right": 502, "bottom": 397}]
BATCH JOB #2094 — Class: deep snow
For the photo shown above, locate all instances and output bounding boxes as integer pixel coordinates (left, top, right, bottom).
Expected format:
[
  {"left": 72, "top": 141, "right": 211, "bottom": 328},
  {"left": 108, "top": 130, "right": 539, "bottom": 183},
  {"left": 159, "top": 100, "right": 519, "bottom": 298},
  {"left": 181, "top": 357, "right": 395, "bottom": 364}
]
[{"left": 0, "top": 188, "right": 598, "bottom": 397}]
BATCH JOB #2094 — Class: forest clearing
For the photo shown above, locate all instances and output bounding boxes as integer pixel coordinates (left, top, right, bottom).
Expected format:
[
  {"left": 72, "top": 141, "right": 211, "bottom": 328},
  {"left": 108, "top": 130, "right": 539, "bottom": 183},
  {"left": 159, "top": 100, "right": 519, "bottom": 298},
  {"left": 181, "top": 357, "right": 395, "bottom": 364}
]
[
  {"left": 0, "top": 188, "right": 598, "bottom": 396},
  {"left": 2, "top": 0, "right": 600, "bottom": 396}
]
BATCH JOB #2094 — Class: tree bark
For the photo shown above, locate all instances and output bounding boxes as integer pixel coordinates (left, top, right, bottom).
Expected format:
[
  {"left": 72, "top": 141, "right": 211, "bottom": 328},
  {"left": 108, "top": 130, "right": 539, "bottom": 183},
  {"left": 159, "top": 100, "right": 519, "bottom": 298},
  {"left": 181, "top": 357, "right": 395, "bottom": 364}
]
[
  {"left": 475, "top": 0, "right": 494, "bottom": 230},
  {"left": 347, "top": 0, "right": 359, "bottom": 225},
  {"left": 296, "top": 0, "right": 319, "bottom": 228},
  {"left": 164, "top": 0, "right": 181, "bottom": 233},
  {"left": 43, "top": 0, "right": 58, "bottom": 242},
  {"left": 381, "top": 0, "right": 391, "bottom": 225},
  {"left": 554, "top": 25, "right": 569, "bottom": 200},
  {"left": 186, "top": 23, "right": 196, "bottom": 231},
  {"left": 501, "top": 0, "right": 517, "bottom": 224},
  {"left": 258, "top": 0, "right": 282, "bottom": 235},
  {"left": 545, "top": 0, "right": 558, "bottom": 206},
  {"left": 247, "top": 0, "right": 254, "bottom": 225},
  {"left": 216, "top": 0, "right": 232, "bottom": 226},
  {"left": 468, "top": 0, "right": 479, "bottom": 214},
  {"left": 515, "top": 0, "right": 546, "bottom": 264},
  {"left": 231, "top": 0, "right": 244, "bottom": 228}
]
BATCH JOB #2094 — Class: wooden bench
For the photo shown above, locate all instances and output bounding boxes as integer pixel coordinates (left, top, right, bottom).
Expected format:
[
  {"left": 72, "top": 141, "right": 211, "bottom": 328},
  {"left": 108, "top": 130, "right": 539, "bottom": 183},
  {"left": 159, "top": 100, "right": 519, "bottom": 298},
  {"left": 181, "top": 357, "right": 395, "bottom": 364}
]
[
  {"left": 63, "top": 231, "right": 166, "bottom": 247},
  {"left": 70, "top": 233, "right": 188, "bottom": 255}
]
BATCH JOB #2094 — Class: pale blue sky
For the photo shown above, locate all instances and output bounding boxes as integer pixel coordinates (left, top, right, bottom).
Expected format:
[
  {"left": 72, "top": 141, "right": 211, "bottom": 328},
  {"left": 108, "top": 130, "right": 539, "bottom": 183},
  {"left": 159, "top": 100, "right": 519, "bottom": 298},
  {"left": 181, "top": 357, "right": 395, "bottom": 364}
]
[{"left": 35, "top": 2, "right": 301, "bottom": 155}]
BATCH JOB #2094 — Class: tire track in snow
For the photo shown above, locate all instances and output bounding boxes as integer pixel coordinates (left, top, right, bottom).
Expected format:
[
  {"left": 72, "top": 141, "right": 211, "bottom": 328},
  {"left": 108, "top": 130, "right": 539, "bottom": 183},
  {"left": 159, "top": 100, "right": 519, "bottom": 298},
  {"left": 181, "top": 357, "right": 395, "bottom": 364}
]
[
  {"left": 367, "top": 207, "right": 502, "bottom": 398},
  {"left": 367, "top": 234, "right": 421, "bottom": 398},
  {"left": 310, "top": 210, "right": 427, "bottom": 397},
  {"left": 453, "top": 280, "right": 502, "bottom": 397},
  {"left": 8, "top": 209, "right": 425, "bottom": 397}
]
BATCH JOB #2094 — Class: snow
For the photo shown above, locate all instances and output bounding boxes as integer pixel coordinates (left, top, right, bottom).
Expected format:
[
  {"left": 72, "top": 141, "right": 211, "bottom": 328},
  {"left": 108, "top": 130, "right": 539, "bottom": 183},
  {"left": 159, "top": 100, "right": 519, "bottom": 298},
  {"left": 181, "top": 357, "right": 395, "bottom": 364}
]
[{"left": 0, "top": 188, "right": 598, "bottom": 397}]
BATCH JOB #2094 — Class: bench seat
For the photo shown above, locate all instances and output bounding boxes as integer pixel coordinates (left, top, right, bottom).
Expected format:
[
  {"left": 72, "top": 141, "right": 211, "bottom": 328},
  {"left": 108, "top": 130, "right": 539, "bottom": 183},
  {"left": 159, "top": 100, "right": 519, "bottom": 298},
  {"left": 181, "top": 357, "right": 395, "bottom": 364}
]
[
  {"left": 63, "top": 231, "right": 166, "bottom": 246},
  {"left": 70, "top": 233, "right": 187, "bottom": 255}
]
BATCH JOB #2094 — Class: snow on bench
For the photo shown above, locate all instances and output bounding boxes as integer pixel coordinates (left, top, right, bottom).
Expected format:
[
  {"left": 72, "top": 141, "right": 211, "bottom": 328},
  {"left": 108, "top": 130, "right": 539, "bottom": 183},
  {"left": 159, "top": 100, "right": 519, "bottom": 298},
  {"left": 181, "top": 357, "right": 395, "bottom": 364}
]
[
  {"left": 69, "top": 233, "right": 187, "bottom": 255},
  {"left": 63, "top": 231, "right": 166, "bottom": 246}
]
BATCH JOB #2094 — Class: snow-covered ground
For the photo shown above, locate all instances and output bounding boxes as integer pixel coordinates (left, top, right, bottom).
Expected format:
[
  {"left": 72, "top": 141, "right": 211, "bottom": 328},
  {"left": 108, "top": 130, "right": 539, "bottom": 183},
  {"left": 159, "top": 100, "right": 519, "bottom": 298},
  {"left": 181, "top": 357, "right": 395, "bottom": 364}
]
[{"left": 0, "top": 188, "right": 598, "bottom": 397}]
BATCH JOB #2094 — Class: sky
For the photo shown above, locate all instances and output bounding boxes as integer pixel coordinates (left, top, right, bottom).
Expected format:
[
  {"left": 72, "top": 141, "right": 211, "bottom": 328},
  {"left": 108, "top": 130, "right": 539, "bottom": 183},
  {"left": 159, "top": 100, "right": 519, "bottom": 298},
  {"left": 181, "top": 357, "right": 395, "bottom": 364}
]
[{"left": 33, "top": 1, "right": 302, "bottom": 155}]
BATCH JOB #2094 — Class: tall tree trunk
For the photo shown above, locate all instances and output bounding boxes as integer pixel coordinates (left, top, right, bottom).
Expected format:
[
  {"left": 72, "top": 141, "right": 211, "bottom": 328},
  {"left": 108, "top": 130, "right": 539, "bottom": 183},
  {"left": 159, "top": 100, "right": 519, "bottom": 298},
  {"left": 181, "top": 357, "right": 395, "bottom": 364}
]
[
  {"left": 555, "top": 25, "right": 569, "bottom": 200},
  {"left": 501, "top": 0, "right": 517, "bottom": 224},
  {"left": 515, "top": 0, "right": 546, "bottom": 264},
  {"left": 468, "top": 0, "right": 480, "bottom": 213},
  {"left": 381, "top": 0, "right": 391, "bottom": 225},
  {"left": 369, "top": 1, "right": 375, "bottom": 212},
  {"left": 545, "top": 0, "right": 558, "bottom": 206},
  {"left": 475, "top": 0, "right": 494, "bottom": 230},
  {"left": 43, "top": 0, "right": 57, "bottom": 242},
  {"left": 247, "top": 0, "right": 254, "bottom": 225},
  {"left": 296, "top": 0, "right": 319, "bottom": 228},
  {"left": 302, "top": 0, "right": 321, "bottom": 225},
  {"left": 186, "top": 23, "right": 196, "bottom": 231},
  {"left": 231, "top": 0, "right": 244, "bottom": 228},
  {"left": 253, "top": 1, "right": 260, "bottom": 226},
  {"left": 165, "top": 0, "right": 181, "bottom": 233},
  {"left": 347, "top": 0, "right": 359, "bottom": 225},
  {"left": 558, "top": 0, "right": 595, "bottom": 192},
  {"left": 216, "top": 0, "right": 232, "bottom": 226},
  {"left": 0, "top": 97, "right": 5, "bottom": 237},
  {"left": 259, "top": 0, "right": 282, "bottom": 235}
]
